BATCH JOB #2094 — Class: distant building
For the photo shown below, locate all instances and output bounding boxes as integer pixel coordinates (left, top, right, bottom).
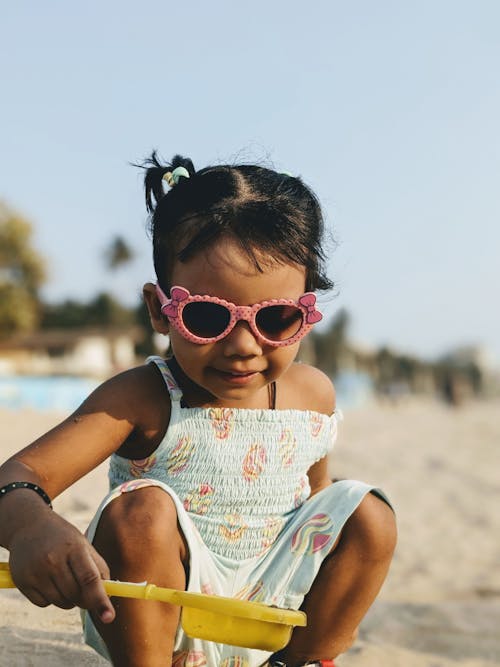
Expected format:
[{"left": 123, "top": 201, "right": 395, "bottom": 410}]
[{"left": 0, "top": 326, "right": 144, "bottom": 378}]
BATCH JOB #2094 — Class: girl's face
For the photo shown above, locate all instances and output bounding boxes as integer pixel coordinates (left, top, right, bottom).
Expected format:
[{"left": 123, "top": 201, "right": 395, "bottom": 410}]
[{"left": 144, "top": 237, "right": 307, "bottom": 408}]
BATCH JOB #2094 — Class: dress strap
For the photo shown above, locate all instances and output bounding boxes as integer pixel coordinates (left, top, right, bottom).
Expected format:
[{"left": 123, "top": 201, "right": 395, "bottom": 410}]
[
  {"left": 146, "top": 355, "right": 183, "bottom": 403},
  {"left": 268, "top": 381, "right": 276, "bottom": 409}
]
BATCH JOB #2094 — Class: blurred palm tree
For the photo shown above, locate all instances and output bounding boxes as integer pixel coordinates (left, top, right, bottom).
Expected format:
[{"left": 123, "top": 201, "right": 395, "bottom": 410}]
[
  {"left": 104, "top": 236, "right": 135, "bottom": 271},
  {"left": 0, "top": 202, "right": 46, "bottom": 337},
  {"left": 311, "top": 308, "right": 351, "bottom": 376}
]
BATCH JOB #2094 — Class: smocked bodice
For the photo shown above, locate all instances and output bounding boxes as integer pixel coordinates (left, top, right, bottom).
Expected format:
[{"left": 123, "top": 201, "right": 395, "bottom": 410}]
[{"left": 109, "top": 357, "right": 338, "bottom": 559}]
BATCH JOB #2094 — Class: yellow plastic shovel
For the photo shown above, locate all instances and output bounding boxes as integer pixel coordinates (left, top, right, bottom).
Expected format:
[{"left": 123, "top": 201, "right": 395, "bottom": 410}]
[{"left": 0, "top": 562, "right": 306, "bottom": 650}]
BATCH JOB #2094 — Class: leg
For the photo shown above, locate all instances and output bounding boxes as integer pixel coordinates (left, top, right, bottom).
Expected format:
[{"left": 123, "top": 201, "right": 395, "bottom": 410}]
[
  {"left": 274, "top": 492, "right": 397, "bottom": 666},
  {"left": 90, "top": 487, "right": 189, "bottom": 667}
]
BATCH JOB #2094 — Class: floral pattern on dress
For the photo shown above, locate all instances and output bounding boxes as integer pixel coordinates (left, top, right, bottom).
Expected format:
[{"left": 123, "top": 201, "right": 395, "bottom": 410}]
[
  {"left": 260, "top": 516, "right": 284, "bottom": 552},
  {"left": 291, "top": 513, "right": 333, "bottom": 555},
  {"left": 183, "top": 483, "right": 214, "bottom": 515},
  {"left": 117, "top": 479, "right": 156, "bottom": 494},
  {"left": 200, "top": 581, "right": 214, "bottom": 595},
  {"left": 172, "top": 651, "right": 207, "bottom": 667},
  {"left": 279, "top": 428, "right": 297, "bottom": 467},
  {"left": 219, "top": 512, "right": 248, "bottom": 542},
  {"left": 129, "top": 453, "right": 157, "bottom": 478},
  {"left": 166, "top": 436, "right": 193, "bottom": 475},
  {"left": 208, "top": 407, "right": 234, "bottom": 439},
  {"left": 242, "top": 443, "right": 267, "bottom": 482},
  {"left": 234, "top": 579, "right": 264, "bottom": 602},
  {"left": 220, "top": 657, "right": 249, "bottom": 667},
  {"left": 293, "top": 476, "right": 308, "bottom": 508},
  {"left": 310, "top": 413, "right": 324, "bottom": 437}
]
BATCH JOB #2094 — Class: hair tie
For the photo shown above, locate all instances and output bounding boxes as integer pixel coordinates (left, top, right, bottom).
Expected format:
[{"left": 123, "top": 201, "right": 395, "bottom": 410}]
[
  {"left": 163, "top": 166, "right": 190, "bottom": 187},
  {"left": 280, "top": 171, "right": 293, "bottom": 177}
]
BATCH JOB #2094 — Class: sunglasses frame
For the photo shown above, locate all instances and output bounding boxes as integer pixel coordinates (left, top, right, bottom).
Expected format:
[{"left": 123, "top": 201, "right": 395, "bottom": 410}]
[{"left": 155, "top": 284, "right": 322, "bottom": 347}]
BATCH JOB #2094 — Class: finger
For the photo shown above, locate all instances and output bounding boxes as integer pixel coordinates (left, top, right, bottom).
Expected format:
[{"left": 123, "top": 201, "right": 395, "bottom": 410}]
[
  {"left": 47, "top": 559, "right": 84, "bottom": 607},
  {"left": 49, "top": 574, "right": 77, "bottom": 610},
  {"left": 23, "top": 582, "right": 72, "bottom": 609},
  {"left": 88, "top": 543, "right": 111, "bottom": 581},
  {"left": 12, "top": 558, "right": 77, "bottom": 610},
  {"left": 20, "top": 585, "right": 51, "bottom": 608},
  {"left": 68, "top": 550, "right": 115, "bottom": 623}
]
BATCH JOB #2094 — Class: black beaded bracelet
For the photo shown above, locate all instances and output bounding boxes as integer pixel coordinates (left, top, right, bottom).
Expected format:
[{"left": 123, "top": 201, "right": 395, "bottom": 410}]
[{"left": 0, "top": 482, "right": 53, "bottom": 508}]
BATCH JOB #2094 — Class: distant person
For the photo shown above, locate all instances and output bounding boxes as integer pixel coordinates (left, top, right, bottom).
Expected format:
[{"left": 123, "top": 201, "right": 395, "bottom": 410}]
[
  {"left": 442, "top": 370, "right": 471, "bottom": 406},
  {"left": 0, "top": 154, "right": 396, "bottom": 666},
  {"left": 442, "top": 372, "right": 458, "bottom": 405}
]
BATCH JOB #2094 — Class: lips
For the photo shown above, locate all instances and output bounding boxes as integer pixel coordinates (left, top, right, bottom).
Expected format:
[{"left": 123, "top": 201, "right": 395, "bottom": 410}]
[
  {"left": 225, "top": 371, "right": 256, "bottom": 377},
  {"left": 216, "top": 368, "right": 261, "bottom": 376},
  {"left": 213, "top": 368, "right": 260, "bottom": 385}
]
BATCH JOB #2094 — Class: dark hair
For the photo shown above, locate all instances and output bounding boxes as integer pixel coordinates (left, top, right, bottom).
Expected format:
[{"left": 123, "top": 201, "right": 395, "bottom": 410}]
[{"left": 139, "top": 152, "right": 333, "bottom": 293}]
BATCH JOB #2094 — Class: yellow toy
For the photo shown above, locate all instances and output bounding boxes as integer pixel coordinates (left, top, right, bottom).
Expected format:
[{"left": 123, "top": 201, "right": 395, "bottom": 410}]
[{"left": 0, "top": 562, "right": 306, "bottom": 651}]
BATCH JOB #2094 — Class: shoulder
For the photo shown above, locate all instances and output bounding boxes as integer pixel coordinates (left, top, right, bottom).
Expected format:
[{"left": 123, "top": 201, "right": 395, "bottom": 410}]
[
  {"left": 79, "top": 361, "right": 171, "bottom": 432},
  {"left": 83, "top": 362, "right": 166, "bottom": 403},
  {"left": 279, "top": 363, "right": 336, "bottom": 415}
]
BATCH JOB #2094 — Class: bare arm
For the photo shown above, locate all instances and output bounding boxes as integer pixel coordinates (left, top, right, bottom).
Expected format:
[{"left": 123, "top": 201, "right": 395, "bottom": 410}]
[
  {"left": 282, "top": 363, "right": 337, "bottom": 496},
  {"left": 0, "top": 364, "right": 168, "bottom": 622},
  {"left": 307, "top": 457, "right": 332, "bottom": 496}
]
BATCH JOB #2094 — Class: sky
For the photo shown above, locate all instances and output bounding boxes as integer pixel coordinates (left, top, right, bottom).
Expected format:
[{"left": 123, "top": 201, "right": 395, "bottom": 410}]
[{"left": 1, "top": 1, "right": 499, "bottom": 364}]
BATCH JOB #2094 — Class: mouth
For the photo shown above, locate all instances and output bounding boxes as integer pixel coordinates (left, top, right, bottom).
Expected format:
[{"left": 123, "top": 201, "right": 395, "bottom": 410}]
[{"left": 214, "top": 369, "right": 260, "bottom": 385}]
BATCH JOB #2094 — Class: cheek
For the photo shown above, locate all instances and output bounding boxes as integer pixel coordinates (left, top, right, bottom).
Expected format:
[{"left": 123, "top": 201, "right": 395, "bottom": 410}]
[
  {"left": 267, "top": 343, "right": 301, "bottom": 370},
  {"left": 169, "top": 332, "right": 195, "bottom": 358},
  {"left": 168, "top": 332, "right": 214, "bottom": 365}
]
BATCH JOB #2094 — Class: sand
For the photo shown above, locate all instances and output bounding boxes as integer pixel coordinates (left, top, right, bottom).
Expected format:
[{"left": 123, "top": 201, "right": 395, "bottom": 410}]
[{"left": 1, "top": 398, "right": 499, "bottom": 666}]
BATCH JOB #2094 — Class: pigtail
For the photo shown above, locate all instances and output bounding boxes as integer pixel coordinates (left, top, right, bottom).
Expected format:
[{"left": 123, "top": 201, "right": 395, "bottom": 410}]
[
  {"left": 139, "top": 152, "right": 196, "bottom": 213},
  {"left": 170, "top": 154, "right": 196, "bottom": 176}
]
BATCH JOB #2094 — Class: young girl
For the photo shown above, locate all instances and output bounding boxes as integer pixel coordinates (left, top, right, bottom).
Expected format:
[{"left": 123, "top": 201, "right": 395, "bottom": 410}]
[{"left": 0, "top": 154, "right": 396, "bottom": 667}]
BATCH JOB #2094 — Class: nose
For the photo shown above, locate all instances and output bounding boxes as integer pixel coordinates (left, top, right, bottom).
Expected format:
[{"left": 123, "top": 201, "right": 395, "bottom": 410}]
[{"left": 221, "top": 320, "right": 263, "bottom": 357}]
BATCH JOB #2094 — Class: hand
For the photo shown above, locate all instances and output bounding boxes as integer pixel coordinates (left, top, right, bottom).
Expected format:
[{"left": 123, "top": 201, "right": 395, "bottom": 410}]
[{"left": 8, "top": 510, "right": 115, "bottom": 624}]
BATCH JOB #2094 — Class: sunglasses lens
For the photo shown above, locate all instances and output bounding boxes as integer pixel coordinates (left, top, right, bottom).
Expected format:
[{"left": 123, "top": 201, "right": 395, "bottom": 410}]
[
  {"left": 182, "top": 302, "right": 231, "bottom": 339},
  {"left": 256, "top": 305, "right": 304, "bottom": 341}
]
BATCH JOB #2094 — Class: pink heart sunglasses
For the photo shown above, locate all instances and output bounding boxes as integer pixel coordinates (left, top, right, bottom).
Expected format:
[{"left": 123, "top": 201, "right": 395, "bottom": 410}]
[{"left": 155, "top": 285, "right": 322, "bottom": 347}]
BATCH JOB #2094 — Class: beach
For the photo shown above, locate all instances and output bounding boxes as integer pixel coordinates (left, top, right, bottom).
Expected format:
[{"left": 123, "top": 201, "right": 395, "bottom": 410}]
[{"left": 1, "top": 398, "right": 499, "bottom": 666}]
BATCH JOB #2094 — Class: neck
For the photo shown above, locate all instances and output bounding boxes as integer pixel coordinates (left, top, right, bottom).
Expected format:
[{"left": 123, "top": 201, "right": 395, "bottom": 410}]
[{"left": 166, "top": 356, "right": 276, "bottom": 409}]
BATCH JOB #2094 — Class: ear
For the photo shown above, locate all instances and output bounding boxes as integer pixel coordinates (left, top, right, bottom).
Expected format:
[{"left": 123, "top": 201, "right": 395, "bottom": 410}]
[{"left": 143, "top": 282, "right": 170, "bottom": 335}]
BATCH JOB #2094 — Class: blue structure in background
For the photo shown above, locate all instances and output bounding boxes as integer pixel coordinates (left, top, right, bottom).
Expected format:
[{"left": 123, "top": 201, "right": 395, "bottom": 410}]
[
  {"left": 0, "top": 376, "right": 99, "bottom": 412},
  {"left": 333, "top": 370, "right": 374, "bottom": 410}
]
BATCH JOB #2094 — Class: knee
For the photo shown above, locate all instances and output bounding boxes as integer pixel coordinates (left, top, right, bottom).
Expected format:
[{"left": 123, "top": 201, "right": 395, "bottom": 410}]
[
  {"left": 97, "top": 487, "right": 187, "bottom": 565},
  {"left": 342, "top": 492, "right": 397, "bottom": 564}
]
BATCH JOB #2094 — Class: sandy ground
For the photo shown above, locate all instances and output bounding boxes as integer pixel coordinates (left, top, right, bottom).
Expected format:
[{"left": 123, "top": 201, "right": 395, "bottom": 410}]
[{"left": 1, "top": 397, "right": 499, "bottom": 666}]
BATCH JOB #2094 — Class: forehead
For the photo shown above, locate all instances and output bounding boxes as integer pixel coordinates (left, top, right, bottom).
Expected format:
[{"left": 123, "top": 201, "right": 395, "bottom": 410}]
[{"left": 170, "top": 237, "right": 306, "bottom": 303}]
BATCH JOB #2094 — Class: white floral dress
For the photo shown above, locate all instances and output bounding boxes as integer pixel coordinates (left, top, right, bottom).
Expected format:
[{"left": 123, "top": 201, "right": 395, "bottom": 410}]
[{"left": 83, "top": 356, "right": 384, "bottom": 667}]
